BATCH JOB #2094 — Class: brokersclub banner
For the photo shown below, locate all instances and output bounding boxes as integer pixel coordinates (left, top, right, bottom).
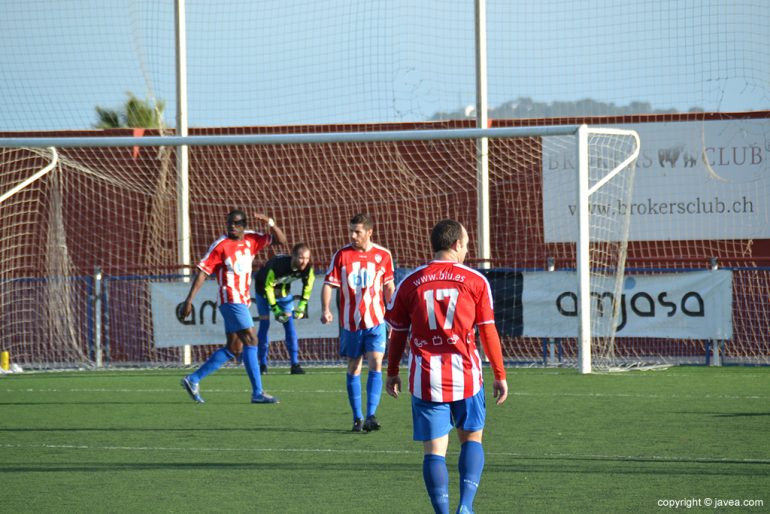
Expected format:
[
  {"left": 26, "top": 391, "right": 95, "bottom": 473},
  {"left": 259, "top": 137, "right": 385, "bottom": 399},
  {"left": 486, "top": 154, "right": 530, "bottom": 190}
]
[
  {"left": 542, "top": 119, "right": 770, "bottom": 242},
  {"left": 150, "top": 279, "right": 339, "bottom": 348},
  {"left": 521, "top": 270, "right": 732, "bottom": 339}
]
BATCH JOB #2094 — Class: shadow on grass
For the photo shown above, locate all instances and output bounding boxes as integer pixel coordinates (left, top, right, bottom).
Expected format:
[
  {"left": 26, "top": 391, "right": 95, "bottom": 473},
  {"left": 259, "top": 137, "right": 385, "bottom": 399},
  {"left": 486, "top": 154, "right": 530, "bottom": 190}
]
[
  {"left": 0, "top": 401, "right": 207, "bottom": 406},
  {"left": 711, "top": 412, "right": 770, "bottom": 418},
  {"left": 1, "top": 458, "right": 768, "bottom": 477},
  {"left": 0, "top": 461, "right": 415, "bottom": 474},
  {"left": 482, "top": 460, "right": 770, "bottom": 477},
  {"left": 492, "top": 453, "right": 770, "bottom": 467},
  {"left": 0, "top": 426, "right": 381, "bottom": 435}
]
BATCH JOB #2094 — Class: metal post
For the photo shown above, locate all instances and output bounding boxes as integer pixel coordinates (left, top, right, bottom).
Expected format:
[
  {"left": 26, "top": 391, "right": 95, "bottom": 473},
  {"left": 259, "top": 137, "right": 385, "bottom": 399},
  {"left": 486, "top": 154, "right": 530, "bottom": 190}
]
[
  {"left": 175, "top": 0, "right": 192, "bottom": 366},
  {"left": 475, "top": 0, "right": 491, "bottom": 269},
  {"left": 546, "top": 256, "right": 556, "bottom": 366},
  {"left": 709, "top": 257, "right": 721, "bottom": 365},
  {"left": 93, "top": 266, "right": 103, "bottom": 368},
  {"left": 576, "top": 125, "right": 592, "bottom": 374}
]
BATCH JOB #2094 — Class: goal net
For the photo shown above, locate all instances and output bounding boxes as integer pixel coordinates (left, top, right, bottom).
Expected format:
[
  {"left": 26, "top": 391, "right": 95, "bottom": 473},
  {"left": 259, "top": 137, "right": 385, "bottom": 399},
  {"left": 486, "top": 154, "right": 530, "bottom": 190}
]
[
  {"left": 0, "top": 147, "right": 87, "bottom": 368},
  {"left": 1, "top": 125, "right": 641, "bottom": 371},
  {"left": 3, "top": 119, "right": 770, "bottom": 370}
]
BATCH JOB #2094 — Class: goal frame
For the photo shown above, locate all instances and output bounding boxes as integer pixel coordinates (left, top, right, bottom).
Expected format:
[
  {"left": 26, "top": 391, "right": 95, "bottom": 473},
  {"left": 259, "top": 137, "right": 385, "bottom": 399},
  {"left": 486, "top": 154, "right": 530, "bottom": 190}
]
[
  {"left": 575, "top": 125, "right": 641, "bottom": 374},
  {"left": 2, "top": 124, "right": 640, "bottom": 373}
]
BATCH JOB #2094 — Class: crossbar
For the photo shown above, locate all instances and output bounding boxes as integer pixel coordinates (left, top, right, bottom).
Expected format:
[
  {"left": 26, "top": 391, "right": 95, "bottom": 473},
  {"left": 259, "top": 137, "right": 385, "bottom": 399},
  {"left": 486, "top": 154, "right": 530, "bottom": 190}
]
[{"left": 0, "top": 126, "right": 580, "bottom": 148}]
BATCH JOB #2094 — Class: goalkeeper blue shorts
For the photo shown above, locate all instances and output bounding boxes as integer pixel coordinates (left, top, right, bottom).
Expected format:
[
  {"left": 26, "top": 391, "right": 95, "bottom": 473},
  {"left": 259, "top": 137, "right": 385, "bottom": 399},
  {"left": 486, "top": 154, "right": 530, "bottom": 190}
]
[
  {"left": 254, "top": 294, "right": 295, "bottom": 316},
  {"left": 219, "top": 303, "right": 254, "bottom": 334},
  {"left": 411, "top": 388, "right": 486, "bottom": 441},
  {"left": 339, "top": 324, "right": 386, "bottom": 358}
]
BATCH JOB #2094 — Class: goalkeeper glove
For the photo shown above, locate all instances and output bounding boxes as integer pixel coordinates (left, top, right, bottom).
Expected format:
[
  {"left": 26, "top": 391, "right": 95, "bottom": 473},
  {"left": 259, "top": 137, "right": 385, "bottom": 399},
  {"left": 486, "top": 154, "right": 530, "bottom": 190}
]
[
  {"left": 271, "top": 304, "right": 289, "bottom": 324},
  {"left": 294, "top": 299, "right": 308, "bottom": 319}
]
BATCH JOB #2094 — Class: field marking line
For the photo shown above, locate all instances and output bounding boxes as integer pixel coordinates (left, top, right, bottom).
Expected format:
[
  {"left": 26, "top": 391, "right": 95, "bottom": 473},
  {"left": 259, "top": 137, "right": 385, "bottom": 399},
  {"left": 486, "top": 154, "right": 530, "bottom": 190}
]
[
  {"left": 1, "top": 387, "right": 766, "bottom": 400},
  {"left": 0, "top": 387, "right": 347, "bottom": 394},
  {"left": 0, "top": 442, "right": 414, "bottom": 455}
]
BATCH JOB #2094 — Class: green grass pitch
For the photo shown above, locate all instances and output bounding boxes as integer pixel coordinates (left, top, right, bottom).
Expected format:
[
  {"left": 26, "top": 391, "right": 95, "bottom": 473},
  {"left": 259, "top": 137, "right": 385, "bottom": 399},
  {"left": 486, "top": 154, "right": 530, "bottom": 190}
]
[{"left": 1, "top": 366, "right": 768, "bottom": 513}]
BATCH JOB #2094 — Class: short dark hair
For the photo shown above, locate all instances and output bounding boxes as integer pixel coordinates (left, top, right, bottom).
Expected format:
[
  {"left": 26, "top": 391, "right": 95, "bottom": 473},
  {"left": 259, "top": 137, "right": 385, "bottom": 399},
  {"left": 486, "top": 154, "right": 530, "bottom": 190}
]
[
  {"left": 227, "top": 209, "right": 247, "bottom": 223},
  {"left": 431, "top": 219, "right": 464, "bottom": 252},
  {"left": 291, "top": 243, "right": 310, "bottom": 257},
  {"left": 349, "top": 213, "right": 373, "bottom": 230}
]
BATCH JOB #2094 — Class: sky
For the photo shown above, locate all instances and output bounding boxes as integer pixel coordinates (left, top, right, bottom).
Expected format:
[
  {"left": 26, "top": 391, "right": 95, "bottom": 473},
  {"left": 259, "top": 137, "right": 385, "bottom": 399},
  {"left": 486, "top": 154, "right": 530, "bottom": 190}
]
[{"left": 1, "top": 0, "right": 768, "bottom": 132}]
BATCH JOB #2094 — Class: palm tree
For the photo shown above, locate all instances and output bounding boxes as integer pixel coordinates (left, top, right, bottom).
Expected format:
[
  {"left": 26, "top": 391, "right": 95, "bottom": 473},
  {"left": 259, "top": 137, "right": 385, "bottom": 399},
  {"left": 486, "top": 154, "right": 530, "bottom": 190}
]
[{"left": 94, "top": 92, "right": 166, "bottom": 129}]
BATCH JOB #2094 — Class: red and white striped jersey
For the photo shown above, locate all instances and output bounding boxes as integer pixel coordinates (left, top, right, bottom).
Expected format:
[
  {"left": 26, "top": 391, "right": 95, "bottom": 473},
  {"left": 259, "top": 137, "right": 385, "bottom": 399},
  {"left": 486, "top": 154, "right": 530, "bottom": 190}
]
[
  {"left": 324, "top": 243, "right": 395, "bottom": 331},
  {"left": 385, "top": 260, "right": 495, "bottom": 402},
  {"left": 197, "top": 231, "right": 272, "bottom": 306}
]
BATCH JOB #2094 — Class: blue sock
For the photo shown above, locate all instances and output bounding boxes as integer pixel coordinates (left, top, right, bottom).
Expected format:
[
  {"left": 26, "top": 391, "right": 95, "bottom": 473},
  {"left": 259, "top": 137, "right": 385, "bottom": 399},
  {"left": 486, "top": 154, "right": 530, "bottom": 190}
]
[
  {"left": 346, "top": 373, "right": 363, "bottom": 420},
  {"left": 423, "top": 454, "right": 450, "bottom": 514},
  {"left": 242, "top": 345, "right": 264, "bottom": 398},
  {"left": 457, "top": 441, "right": 484, "bottom": 513},
  {"left": 189, "top": 347, "right": 233, "bottom": 383},
  {"left": 257, "top": 319, "right": 270, "bottom": 367},
  {"left": 283, "top": 317, "right": 299, "bottom": 365},
  {"left": 366, "top": 370, "right": 382, "bottom": 418}
]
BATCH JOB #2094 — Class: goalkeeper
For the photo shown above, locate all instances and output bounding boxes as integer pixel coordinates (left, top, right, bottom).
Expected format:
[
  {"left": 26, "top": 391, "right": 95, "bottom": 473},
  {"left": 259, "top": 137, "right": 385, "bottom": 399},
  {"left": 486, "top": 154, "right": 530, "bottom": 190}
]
[{"left": 253, "top": 243, "right": 315, "bottom": 375}]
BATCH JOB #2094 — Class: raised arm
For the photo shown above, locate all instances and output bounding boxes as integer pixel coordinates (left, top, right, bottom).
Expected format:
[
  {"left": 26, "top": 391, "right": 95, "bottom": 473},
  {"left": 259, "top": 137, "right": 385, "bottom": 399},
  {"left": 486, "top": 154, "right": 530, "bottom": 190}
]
[{"left": 253, "top": 213, "right": 288, "bottom": 246}]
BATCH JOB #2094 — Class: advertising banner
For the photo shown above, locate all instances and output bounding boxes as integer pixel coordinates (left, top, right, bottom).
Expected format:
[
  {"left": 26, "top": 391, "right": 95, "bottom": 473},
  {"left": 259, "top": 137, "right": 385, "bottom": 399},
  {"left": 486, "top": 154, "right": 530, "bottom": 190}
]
[
  {"left": 542, "top": 119, "right": 770, "bottom": 241},
  {"left": 151, "top": 278, "right": 338, "bottom": 348},
  {"left": 521, "top": 270, "right": 732, "bottom": 339}
]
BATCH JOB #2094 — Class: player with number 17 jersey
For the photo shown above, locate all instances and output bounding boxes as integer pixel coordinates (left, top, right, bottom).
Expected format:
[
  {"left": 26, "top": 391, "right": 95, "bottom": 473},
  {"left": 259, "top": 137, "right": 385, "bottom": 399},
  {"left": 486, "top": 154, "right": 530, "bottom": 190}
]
[
  {"left": 385, "top": 260, "right": 502, "bottom": 403},
  {"left": 324, "top": 243, "right": 394, "bottom": 331}
]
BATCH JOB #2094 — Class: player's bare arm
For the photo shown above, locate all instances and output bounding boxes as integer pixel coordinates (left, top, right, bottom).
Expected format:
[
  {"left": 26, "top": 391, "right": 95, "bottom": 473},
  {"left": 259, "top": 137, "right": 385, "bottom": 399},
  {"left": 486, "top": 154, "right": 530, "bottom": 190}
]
[
  {"left": 385, "top": 328, "right": 408, "bottom": 399},
  {"left": 181, "top": 269, "right": 209, "bottom": 318},
  {"left": 252, "top": 213, "right": 288, "bottom": 246},
  {"left": 492, "top": 379, "right": 508, "bottom": 405},
  {"left": 319, "top": 283, "right": 335, "bottom": 324},
  {"left": 383, "top": 279, "right": 395, "bottom": 305}
]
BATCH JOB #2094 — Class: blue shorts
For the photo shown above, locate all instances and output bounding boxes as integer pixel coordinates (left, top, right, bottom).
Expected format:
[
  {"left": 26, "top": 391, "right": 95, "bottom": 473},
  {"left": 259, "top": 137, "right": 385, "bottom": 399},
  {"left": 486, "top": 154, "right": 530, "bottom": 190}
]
[
  {"left": 254, "top": 294, "right": 295, "bottom": 316},
  {"left": 219, "top": 303, "right": 254, "bottom": 333},
  {"left": 411, "top": 388, "right": 486, "bottom": 441},
  {"left": 339, "top": 324, "right": 386, "bottom": 358}
]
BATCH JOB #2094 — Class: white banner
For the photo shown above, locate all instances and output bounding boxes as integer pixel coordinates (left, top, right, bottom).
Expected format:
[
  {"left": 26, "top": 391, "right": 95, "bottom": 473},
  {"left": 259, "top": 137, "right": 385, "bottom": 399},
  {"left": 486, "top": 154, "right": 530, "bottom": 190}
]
[
  {"left": 521, "top": 270, "right": 732, "bottom": 339},
  {"left": 150, "top": 278, "right": 339, "bottom": 348},
  {"left": 543, "top": 119, "right": 770, "bottom": 241}
]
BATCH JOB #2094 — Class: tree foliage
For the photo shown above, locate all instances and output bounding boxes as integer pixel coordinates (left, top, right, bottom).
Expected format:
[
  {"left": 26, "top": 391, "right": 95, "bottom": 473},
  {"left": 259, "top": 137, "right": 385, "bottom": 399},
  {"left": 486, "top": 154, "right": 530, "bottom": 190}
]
[{"left": 94, "top": 92, "right": 166, "bottom": 129}]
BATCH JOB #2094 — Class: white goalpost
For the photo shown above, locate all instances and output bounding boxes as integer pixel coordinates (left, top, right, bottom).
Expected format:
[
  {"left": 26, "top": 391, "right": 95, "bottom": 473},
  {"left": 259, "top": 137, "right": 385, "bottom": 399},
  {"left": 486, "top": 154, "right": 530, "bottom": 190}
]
[
  {"left": 575, "top": 126, "right": 641, "bottom": 374},
  {"left": 0, "top": 147, "right": 58, "bottom": 205}
]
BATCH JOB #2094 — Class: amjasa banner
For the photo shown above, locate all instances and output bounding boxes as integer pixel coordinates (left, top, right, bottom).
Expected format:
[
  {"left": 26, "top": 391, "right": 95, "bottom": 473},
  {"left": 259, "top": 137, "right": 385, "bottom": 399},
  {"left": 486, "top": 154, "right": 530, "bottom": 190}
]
[
  {"left": 521, "top": 270, "right": 732, "bottom": 339},
  {"left": 150, "top": 279, "right": 338, "bottom": 348}
]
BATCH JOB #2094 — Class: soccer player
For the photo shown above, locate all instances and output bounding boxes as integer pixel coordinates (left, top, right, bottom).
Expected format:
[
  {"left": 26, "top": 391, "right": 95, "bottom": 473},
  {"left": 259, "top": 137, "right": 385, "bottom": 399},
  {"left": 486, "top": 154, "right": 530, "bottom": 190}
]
[
  {"left": 180, "top": 210, "right": 287, "bottom": 404},
  {"left": 320, "top": 213, "right": 395, "bottom": 432},
  {"left": 384, "top": 219, "right": 508, "bottom": 514},
  {"left": 253, "top": 243, "right": 315, "bottom": 375}
]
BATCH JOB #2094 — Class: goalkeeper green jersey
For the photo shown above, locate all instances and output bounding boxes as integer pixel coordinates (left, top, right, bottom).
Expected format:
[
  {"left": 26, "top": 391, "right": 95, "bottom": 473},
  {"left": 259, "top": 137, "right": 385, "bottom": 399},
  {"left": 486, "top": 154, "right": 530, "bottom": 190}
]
[{"left": 253, "top": 254, "right": 315, "bottom": 306}]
